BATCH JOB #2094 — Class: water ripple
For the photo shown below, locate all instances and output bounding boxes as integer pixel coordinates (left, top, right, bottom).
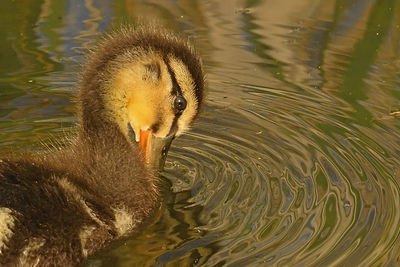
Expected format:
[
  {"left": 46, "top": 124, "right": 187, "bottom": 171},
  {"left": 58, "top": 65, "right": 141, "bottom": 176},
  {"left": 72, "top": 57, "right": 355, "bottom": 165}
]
[
  {"left": 156, "top": 75, "right": 400, "bottom": 265},
  {"left": 1, "top": 1, "right": 400, "bottom": 266}
]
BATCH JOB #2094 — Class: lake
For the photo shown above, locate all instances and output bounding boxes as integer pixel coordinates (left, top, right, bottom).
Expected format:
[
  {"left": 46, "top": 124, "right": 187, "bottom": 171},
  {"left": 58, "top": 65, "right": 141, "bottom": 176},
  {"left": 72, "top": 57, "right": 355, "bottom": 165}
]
[{"left": 1, "top": 0, "right": 400, "bottom": 266}]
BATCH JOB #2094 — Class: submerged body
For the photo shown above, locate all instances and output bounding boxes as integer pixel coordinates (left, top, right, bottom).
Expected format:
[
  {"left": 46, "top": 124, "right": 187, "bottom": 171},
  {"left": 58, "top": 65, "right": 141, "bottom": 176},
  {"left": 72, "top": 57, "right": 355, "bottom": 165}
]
[
  {"left": 0, "top": 26, "right": 204, "bottom": 266},
  {"left": 0, "top": 129, "right": 157, "bottom": 265}
]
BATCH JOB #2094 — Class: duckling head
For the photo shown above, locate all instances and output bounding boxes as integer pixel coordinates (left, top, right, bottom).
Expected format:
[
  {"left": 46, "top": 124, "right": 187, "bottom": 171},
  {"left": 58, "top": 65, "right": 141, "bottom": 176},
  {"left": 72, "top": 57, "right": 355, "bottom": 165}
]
[{"left": 78, "top": 26, "right": 204, "bottom": 170}]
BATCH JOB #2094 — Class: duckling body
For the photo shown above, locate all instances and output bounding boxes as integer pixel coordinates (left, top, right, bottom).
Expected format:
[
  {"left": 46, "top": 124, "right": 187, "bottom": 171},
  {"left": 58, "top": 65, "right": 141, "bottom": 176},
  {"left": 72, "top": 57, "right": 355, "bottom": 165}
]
[{"left": 0, "top": 26, "right": 204, "bottom": 266}]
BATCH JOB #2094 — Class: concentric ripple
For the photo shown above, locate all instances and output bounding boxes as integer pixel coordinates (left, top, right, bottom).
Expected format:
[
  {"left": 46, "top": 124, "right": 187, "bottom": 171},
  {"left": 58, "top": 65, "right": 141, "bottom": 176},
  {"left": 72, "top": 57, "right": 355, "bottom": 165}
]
[
  {"left": 95, "top": 79, "right": 400, "bottom": 266},
  {"left": 151, "top": 81, "right": 400, "bottom": 266},
  {"left": 2, "top": 1, "right": 400, "bottom": 266}
]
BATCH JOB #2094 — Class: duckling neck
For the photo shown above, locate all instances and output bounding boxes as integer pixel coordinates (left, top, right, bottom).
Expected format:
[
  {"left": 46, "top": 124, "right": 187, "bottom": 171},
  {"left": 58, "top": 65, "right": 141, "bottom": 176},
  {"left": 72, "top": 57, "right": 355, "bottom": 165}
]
[
  {"left": 78, "top": 82, "right": 106, "bottom": 135},
  {"left": 55, "top": 122, "right": 159, "bottom": 226},
  {"left": 67, "top": 82, "right": 157, "bottom": 212}
]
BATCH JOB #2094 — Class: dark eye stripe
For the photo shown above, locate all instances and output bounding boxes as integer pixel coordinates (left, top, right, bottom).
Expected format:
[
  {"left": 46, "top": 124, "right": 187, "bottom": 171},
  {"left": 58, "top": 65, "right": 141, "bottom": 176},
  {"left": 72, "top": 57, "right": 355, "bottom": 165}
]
[
  {"left": 164, "top": 57, "right": 183, "bottom": 96},
  {"left": 167, "top": 114, "right": 180, "bottom": 136},
  {"left": 163, "top": 57, "right": 185, "bottom": 136}
]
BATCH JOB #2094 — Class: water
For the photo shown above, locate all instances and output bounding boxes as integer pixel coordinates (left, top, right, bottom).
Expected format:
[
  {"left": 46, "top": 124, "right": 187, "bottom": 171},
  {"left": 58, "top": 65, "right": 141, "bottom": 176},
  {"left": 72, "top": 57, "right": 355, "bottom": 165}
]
[{"left": 1, "top": 0, "right": 400, "bottom": 266}]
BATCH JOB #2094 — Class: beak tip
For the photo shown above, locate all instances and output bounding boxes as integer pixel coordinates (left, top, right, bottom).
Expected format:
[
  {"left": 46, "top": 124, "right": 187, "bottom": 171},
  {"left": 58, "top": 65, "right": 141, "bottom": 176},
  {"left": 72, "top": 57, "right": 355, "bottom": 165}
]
[{"left": 138, "top": 130, "right": 174, "bottom": 171}]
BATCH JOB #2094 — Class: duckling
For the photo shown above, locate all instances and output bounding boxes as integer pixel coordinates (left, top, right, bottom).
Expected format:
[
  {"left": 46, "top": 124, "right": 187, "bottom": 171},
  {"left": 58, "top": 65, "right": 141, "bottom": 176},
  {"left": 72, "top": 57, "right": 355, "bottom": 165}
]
[{"left": 0, "top": 26, "right": 204, "bottom": 266}]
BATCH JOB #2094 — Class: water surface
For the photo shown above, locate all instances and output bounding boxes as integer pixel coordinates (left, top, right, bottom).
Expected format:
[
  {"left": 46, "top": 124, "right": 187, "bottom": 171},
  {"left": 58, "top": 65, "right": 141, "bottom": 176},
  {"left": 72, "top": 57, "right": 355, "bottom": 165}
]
[{"left": 1, "top": 0, "right": 400, "bottom": 266}]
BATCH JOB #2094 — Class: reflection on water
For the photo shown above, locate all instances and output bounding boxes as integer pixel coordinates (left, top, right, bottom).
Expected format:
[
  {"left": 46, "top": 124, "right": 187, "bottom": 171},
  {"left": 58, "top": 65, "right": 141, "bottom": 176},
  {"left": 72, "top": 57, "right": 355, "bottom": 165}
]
[{"left": 1, "top": 0, "right": 400, "bottom": 266}]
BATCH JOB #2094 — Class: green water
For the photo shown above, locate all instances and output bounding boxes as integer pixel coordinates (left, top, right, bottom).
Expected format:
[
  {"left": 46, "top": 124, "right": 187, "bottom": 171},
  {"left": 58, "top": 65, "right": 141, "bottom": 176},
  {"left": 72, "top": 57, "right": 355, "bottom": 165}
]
[{"left": 1, "top": 0, "right": 400, "bottom": 266}]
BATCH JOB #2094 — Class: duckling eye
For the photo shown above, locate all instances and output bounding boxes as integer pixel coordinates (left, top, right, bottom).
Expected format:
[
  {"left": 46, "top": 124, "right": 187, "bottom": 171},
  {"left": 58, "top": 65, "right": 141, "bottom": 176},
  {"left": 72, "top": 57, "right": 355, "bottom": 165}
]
[{"left": 174, "top": 96, "right": 187, "bottom": 112}]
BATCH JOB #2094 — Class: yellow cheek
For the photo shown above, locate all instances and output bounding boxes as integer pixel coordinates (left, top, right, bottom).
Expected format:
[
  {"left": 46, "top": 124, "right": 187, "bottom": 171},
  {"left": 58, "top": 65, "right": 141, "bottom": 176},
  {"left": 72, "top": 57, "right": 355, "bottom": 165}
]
[{"left": 127, "top": 93, "right": 154, "bottom": 129}]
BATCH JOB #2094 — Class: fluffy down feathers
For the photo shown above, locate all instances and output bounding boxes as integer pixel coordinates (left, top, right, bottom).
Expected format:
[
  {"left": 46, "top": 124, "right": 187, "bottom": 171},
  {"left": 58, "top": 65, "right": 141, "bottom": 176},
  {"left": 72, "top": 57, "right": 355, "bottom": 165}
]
[{"left": 0, "top": 25, "right": 204, "bottom": 266}]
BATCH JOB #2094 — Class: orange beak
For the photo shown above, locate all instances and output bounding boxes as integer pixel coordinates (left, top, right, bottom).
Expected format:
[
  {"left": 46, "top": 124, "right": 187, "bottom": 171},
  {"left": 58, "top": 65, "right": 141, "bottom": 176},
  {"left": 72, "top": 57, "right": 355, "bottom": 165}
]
[
  {"left": 138, "top": 129, "right": 174, "bottom": 171},
  {"left": 139, "top": 129, "right": 152, "bottom": 162}
]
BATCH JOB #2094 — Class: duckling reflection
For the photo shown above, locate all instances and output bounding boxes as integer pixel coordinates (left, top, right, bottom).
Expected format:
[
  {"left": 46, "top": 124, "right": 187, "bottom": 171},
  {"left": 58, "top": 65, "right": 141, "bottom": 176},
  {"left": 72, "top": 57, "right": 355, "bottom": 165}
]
[{"left": 0, "top": 26, "right": 204, "bottom": 266}]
